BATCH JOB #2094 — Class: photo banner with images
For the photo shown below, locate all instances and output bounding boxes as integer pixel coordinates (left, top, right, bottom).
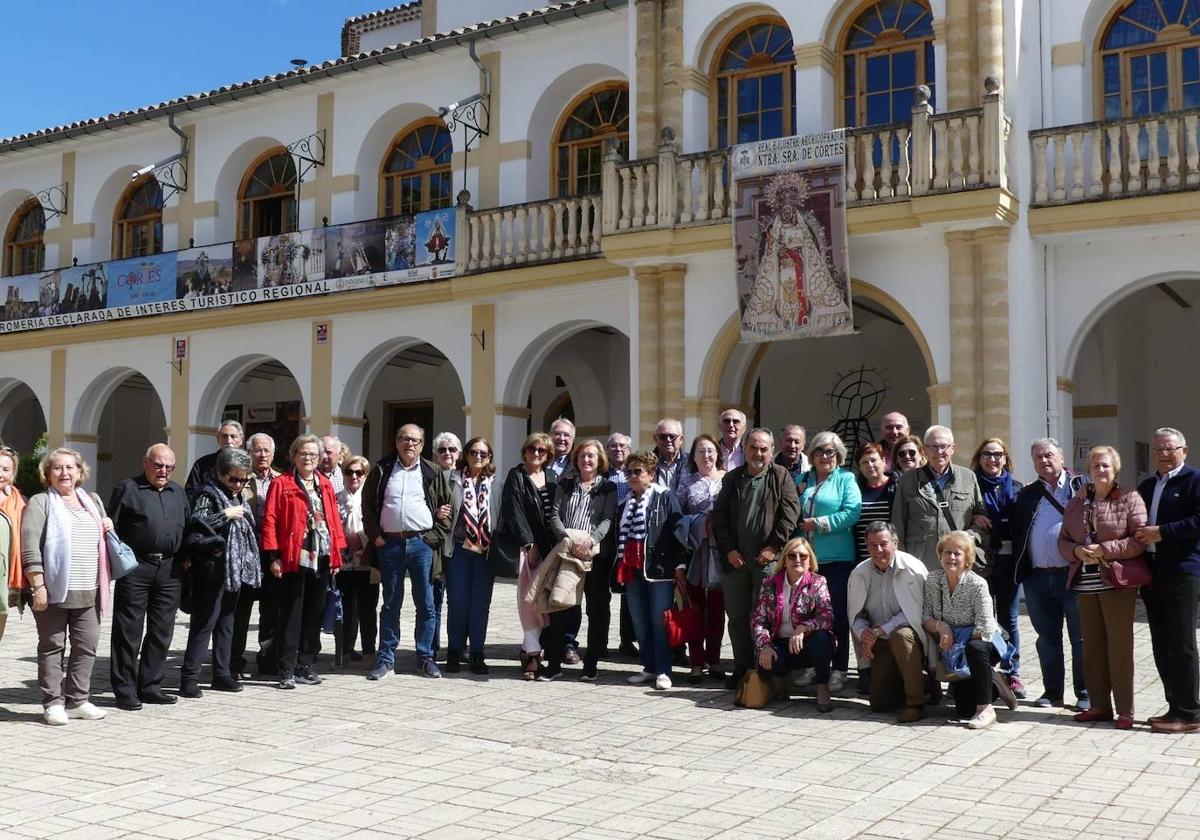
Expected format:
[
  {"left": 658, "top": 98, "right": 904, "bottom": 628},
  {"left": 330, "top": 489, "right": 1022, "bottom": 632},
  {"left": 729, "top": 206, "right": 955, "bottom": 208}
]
[
  {"left": 731, "top": 130, "right": 853, "bottom": 342},
  {"left": 0, "top": 208, "right": 456, "bottom": 334}
]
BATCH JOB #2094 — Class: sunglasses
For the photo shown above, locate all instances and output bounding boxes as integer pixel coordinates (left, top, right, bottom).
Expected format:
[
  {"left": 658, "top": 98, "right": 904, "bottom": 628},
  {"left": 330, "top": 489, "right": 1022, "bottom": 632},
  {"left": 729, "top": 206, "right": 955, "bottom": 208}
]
[
  {"left": 344, "top": 469, "right": 365, "bottom": 477},
  {"left": 468, "top": 450, "right": 491, "bottom": 458},
  {"left": 655, "top": 433, "right": 679, "bottom": 441},
  {"left": 224, "top": 475, "right": 249, "bottom": 486},
  {"left": 437, "top": 447, "right": 459, "bottom": 454},
  {"left": 896, "top": 450, "right": 919, "bottom": 459},
  {"left": 527, "top": 447, "right": 549, "bottom": 455},
  {"left": 626, "top": 468, "right": 647, "bottom": 477},
  {"left": 980, "top": 452, "right": 1005, "bottom": 460},
  {"left": 151, "top": 462, "right": 176, "bottom": 471}
]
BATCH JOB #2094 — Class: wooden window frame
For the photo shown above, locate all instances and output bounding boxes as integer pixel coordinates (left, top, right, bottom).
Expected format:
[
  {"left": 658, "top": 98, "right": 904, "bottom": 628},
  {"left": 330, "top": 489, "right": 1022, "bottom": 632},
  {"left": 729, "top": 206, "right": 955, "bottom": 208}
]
[
  {"left": 112, "top": 176, "right": 164, "bottom": 260},
  {"left": 379, "top": 118, "right": 455, "bottom": 217},
  {"left": 3, "top": 198, "right": 45, "bottom": 277},
  {"left": 708, "top": 16, "right": 797, "bottom": 150},
  {"left": 836, "top": 0, "right": 936, "bottom": 129},
  {"left": 1094, "top": 0, "right": 1200, "bottom": 120},
  {"left": 550, "top": 82, "right": 630, "bottom": 198},
  {"left": 237, "top": 147, "right": 298, "bottom": 240}
]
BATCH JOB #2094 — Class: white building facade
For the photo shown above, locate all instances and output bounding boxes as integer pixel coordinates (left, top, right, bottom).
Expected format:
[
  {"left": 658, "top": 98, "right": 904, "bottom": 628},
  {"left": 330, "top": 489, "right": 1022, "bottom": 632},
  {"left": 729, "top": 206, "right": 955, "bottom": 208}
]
[{"left": 0, "top": 0, "right": 1196, "bottom": 495}]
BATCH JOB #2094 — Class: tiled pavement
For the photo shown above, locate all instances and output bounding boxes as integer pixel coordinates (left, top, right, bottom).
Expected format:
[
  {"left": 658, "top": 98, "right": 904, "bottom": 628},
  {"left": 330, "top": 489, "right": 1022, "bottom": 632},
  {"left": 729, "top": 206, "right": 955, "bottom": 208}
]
[{"left": 0, "top": 581, "right": 1197, "bottom": 840}]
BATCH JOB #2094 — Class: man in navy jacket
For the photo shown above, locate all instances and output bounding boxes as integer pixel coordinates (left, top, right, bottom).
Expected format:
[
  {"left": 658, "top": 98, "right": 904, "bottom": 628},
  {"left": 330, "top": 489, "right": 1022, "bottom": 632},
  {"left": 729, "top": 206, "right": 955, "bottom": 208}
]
[{"left": 1136, "top": 427, "right": 1200, "bottom": 734}]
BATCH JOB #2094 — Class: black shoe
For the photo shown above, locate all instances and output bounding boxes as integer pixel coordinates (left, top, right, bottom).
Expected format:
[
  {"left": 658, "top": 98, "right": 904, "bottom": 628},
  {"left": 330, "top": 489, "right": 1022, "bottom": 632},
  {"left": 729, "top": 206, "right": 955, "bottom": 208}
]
[
  {"left": 580, "top": 663, "right": 598, "bottom": 682},
  {"left": 139, "top": 691, "right": 178, "bottom": 705},
  {"left": 563, "top": 648, "right": 581, "bottom": 666},
  {"left": 278, "top": 673, "right": 296, "bottom": 690},
  {"left": 178, "top": 683, "right": 203, "bottom": 699},
  {"left": 536, "top": 665, "right": 562, "bottom": 682},
  {"left": 348, "top": 650, "right": 363, "bottom": 663},
  {"left": 294, "top": 667, "right": 322, "bottom": 686},
  {"left": 445, "top": 651, "right": 463, "bottom": 673},
  {"left": 116, "top": 696, "right": 143, "bottom": 711},
  {"left": 211, "top": 677, "right": 244, "bottom": 693},
  {"left": 469, "top": 655, "right": 488, "bottom": 675},
  {"left": 687, "top": 671, "right": 704, "bottom": 686},
  {"left": 725, "top": 667, "right": 746, "bottom": 691},
  {"left": 618, "top": 643, "right": 640, "bottom": 659}
]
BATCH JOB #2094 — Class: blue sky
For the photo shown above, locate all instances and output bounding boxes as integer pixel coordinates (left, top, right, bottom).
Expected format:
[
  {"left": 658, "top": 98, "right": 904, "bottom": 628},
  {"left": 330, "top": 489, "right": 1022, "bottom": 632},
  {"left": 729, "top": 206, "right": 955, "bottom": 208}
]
[{"left": 0, "top": 1, "right": 391, "bottom": 139}]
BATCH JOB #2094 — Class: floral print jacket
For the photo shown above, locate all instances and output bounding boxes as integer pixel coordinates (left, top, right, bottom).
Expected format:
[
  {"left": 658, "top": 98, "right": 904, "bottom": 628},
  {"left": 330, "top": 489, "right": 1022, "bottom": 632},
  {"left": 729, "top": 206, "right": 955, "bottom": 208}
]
[{"left": 751, "top": 569, "right": 834, "bottom": 652}]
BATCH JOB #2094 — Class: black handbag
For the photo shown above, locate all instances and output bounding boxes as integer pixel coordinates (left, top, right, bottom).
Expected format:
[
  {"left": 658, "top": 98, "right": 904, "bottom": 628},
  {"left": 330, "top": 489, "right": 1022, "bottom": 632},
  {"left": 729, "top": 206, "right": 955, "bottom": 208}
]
[{"left": 485, "top": 530, "right": 520, "bottom": 579}]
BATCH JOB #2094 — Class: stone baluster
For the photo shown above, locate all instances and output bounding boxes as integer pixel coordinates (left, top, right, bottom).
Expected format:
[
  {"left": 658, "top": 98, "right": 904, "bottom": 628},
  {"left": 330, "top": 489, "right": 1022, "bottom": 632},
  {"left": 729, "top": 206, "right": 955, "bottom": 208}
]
[
  {"left": 590, "top": 196, "right": 603, "bottom": 253},
  {"left": 711, "top": 151, "right": 727, "bottom": 217},
  {"left": 632, "top": 165, "right": 646, "bottom": 228},
  {"left": 516, "top": 207, "right": 531, "bottom": 263},
  {"left": 695, "top": 156, "right": 712, "bottom": 220},
  {"left": 1165, "top": 115, "right": 1181, "bottom": 189},
  {"left": 896, "top": 127, "right": 911, "bottom": 196},
  {"left": 551, "top": 202, "right": 564, "bottom": 260},
  {"left": 1068, "top": 130, "right": 1085, "bottom": 200},
  {"left": 1052, "top": 134, "right": 1067, "bottom": 201},
  {"left": 679, "top": 158, "right": 695, "bottom": 223},
  {"left": 539, "top": 204, "right": 552, "bottom": 260},
  {"left": 966, "top": 115, "right": 980, "bottom": 186},
  {"left": 564, "top": 198, "right": 579, "bottom": 257},
  {"left": 1087, "top": 127, "right": 1104, "bottom": 198},
  {"left": 861, "top": 134, "right": 878, "bottom": 199},
  {"left": 1146, "top": 118, "right": 1161, "bottom": 191},
  {"left": 657, "top": 128, "right": 678, "bottom": 228},
  {"left": 467, "top": 215, "right": 480, "bottom": 271},
  {"left": 910, "top": 86, "right": 934, "bottom": 196},
  {"left": 480, "top": 213, "right": 494, "bottom": 268},
  {"left": 500, "top": 209, "right": 514, "bottom": 266},
  {"left": 1105, "top": 124, "right": 1124, "bottom": 196},
  {"left": 618, "top": 167, "right": 632, "bottom": 230},
  {"left": 949, "top": 117, "right": 965, "bottom": 189},
  {"left": 645, "top": 162, "right": 658, "bottom": 225},
  {"left": 933, "top": 117, "right": 949, "bottom": 191},
  {"left": 1126, "top": 120, "right": 1143, "bottom": 193},
  {"left": 878, "top": 129, "right": 894, "bottom": 199},
  {"left": 601, "top": 139, "right": 621, "bottom": 235},
  {"left": 1186, "top": 113, "right": 1200, "bottom": 187},
  {"left": 1032, "top": 134, "right": 1049, "bottom": 203},
  {"left": 845, "top": 134, "right": 860, "bottom": 200}
]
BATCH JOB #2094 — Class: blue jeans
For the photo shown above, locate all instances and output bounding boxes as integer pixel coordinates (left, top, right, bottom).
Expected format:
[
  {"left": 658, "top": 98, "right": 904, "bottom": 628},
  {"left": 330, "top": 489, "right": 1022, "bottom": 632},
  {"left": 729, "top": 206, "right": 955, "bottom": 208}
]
[
  {"left": 987, "top": 555, "right": 1021, "bottom": 676},
  {"left": 625, "top": 575, "right": 675, "bottom": 676},
  {"left": 757, "top": 630, "right": 834, "bottom": 683},
  {"left": 443, "top": 544, "right": 495, "bottom": 657},
  {"left": 376, "top": 536, "right": 435, "bottom": 666},
  {"left": 822, "top": 562, "right": 852, "bottom": 672},
  {"left": 1023, "top": 568, "right": 1084, "bottom": 701},
  {"left": 431, "top": 579, "right": 444, "bottom": 655}
]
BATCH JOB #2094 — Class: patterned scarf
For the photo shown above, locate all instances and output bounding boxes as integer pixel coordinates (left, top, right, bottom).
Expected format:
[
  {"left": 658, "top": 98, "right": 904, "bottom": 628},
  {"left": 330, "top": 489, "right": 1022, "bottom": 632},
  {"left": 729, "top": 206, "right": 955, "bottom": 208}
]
[
  {"left": 616, "top": 490, "right": 650, "bottom": 584},
  {"left": 295, "top": 471, "right": 331, "bottom": 573},
  {"left": 201, "top": 481, "right": 262, "bottom": 593},
  {"left": 460, "top": 469, "right": 492, "bottom": 552}
]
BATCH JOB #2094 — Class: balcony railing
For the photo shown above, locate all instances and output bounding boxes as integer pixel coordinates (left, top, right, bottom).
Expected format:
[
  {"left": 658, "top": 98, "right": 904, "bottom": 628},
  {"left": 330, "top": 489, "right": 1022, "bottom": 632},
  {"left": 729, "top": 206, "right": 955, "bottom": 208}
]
[
  {"left": 456, "top": 194, "right": 601, "bottom": 274},
  {"left": 603, "top": 136, "right": 731, "bottom": 234},
  {"left": 1030, "top": 107, "right": 1200, "bottom": 206}
]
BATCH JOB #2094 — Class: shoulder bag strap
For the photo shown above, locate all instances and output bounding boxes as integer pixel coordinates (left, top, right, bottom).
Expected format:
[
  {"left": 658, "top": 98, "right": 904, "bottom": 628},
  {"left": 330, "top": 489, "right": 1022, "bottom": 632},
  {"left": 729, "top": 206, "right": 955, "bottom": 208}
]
[
  {"left": 924, "top": 466, "right": 959, "bottom": 532},
  {"left": 1037, "top": 480, "right": 1067, "bottom": 516}
]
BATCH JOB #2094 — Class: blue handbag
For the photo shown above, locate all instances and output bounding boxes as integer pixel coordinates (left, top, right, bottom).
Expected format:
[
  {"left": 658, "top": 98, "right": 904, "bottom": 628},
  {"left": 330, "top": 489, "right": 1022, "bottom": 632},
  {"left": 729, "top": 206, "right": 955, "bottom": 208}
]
[
  {"left": 941, "top": 626, "right": 1007, "bottom": 681},
  {"left": 105, "top": 531, "right": 139, "bottom": 580}
]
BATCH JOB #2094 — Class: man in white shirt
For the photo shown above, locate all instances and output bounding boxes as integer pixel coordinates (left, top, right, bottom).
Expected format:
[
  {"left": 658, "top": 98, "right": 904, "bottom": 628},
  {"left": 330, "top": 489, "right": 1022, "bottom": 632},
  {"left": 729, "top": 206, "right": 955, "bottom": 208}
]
[
  {"left": 718, "top": 408, "right": 747, "bottom": 470},
  {"left": 362, "top": 424, "right": 451, "bottom": 681},
  {"left": 548, "top": 418, "right": 576, "bottom": 478}
]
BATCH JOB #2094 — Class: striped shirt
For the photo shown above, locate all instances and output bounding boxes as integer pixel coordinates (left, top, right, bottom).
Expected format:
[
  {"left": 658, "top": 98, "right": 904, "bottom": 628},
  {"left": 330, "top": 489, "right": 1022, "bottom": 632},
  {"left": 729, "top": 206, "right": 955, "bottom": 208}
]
[
  {"left": 66, "top": 506, "right": 100, "bottom": 593},
  {"left": 854, "top": 479, "right": 896, "bottom": 562},
  {"left": 560, "top": 483, "right": 595, "bottom": 532}
]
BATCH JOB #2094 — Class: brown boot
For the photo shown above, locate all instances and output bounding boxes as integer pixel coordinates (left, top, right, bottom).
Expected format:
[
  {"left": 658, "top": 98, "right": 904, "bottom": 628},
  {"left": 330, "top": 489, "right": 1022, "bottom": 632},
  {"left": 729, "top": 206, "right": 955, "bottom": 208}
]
[{"left": 897, "top": 705, "right": 926, "bottom": 723}]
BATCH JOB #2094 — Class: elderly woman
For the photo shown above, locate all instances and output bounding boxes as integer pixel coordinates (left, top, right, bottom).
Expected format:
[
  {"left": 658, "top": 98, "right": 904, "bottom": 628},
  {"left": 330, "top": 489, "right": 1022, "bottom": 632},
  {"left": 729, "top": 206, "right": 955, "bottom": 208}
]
[
  {"left": 922, "top": 531, "right": 1017, "bottom": 730},
  {"left": 794, "top": 431, "right": 861, "bottom": 692},
  {"left": 540, "top": 439, "right": 617, "bottom": 682},
  {"left": 0, "top": 446, "right": 27, "bottom": 641},
  {"left": 750, "top": 537, "right": 834, "bottom": 712},
  {"left": 337, "top": 454, "right": 379, "bottom": 666},
  {"left": 1059, "top": 445, "right": 1147, "bottom": 730},
  {"left": 892, "top": 435, "right": 926, "bottom": 475},
  {"left": 21, "top": 448, "right": 113, "bottom": 725},
  {"left": 615, "top": 450, "right": 684, "bottom": 691},
  {"left": 443, "top": 437, "right": 500, "bottom": 674},
  {"left": 499, "top": 432, "right": 558, "bottom": 680},
  {"left": 676, "top": 434, "right": 726, "bottom": 684},
  {"left": 971, "top": 437, "right": 1026, "bottom": 699},
  {"left": 260, "top": 434, "right": 347, "bottom": 690},
  {"left": 180, "top": 446, "right": 261, "bottom": 697}
]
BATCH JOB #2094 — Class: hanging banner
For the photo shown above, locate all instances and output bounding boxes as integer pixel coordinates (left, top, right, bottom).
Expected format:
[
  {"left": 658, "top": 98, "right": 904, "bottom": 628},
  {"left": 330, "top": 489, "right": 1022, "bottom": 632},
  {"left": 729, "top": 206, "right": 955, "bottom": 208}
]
[
  {"left": 0, "top": 208, "right": 456, "bottom": 334},
  {"left": 731, "top": 130, "right": 853, "bottom": 342}
]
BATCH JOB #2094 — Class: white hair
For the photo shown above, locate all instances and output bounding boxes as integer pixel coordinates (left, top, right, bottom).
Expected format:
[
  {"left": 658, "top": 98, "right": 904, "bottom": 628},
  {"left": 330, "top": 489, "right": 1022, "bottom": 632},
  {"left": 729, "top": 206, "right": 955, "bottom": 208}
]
[
  {"left": 923, "top": 425, "right": 955, "bottom": 445},
  {"left": 550, "top": 418, "right": 576, "bottom": 434},
  {"left": 606, "top": 432, "right": 631, "bottom": 446},
  {"left": 432, "top": 431, "right": 462, "bottom": 451},
  {"left": 807, "top": 430, "right": 848, "bottom": 465},
  {"left": 1155, "top": 427, "right": 1188, "bottom": 446},
  {"left": 1029, "top": 437, "right": 1062, "bottom": 455},
  {"left": 247, "top": 433, "right": 275, "bottom": 451}
]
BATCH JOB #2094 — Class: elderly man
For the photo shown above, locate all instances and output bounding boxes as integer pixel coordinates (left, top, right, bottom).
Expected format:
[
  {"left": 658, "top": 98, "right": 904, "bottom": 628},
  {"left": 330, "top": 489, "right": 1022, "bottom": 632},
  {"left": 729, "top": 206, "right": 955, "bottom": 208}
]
[
  {"left": 713, "top": 428, "right": 800, "bottom": 688},
  {"left": 879, "top": 412, "right": 910, "bottom": 472},
  {"left": 653, "top": 418, "right": 688, "bottom": 493},
  {"left": 775, "top": 424, "right": 809, "bottom": 479},
  {"left": 108, "top": 444, "right": 190, "bottom": 710},
  {"left": 1136, "top": 427, "right": 1200, "bottom": 733},
  {"left": 363, "top": 424, "right": 451, "bottom": 680},
  {"left": 606, "top": 433, "right": 631, "bottom": 506},
  {"left": 891, "top": 425, "right": 987, "bottom": 571},
  {"left": 186, "top": 420, "right": 244, "bottom": 502},
  {"left": 318, "top": 435, "right": 345, "bottom": 494},
  {"left": 234, "top": 433, "right": 280, "bottom": 677},
  {"left": 1012, "top": 437, "right": 1089, "bottom": 710},
  {"left": 548, "top": 418, "right": 576, "bottom": 478},
  {"left": 718, "top": 408, "right": 747, "bottom": 470},
  {"left": 848, "top": 522, "right": 929, "bottom": 722}
]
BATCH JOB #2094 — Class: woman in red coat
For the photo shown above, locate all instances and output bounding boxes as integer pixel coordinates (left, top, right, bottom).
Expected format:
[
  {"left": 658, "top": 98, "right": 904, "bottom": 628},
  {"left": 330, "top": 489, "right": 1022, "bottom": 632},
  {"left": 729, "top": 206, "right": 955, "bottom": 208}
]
[{"left": 261, "top": 433, "right": 346, "bottom": 689}]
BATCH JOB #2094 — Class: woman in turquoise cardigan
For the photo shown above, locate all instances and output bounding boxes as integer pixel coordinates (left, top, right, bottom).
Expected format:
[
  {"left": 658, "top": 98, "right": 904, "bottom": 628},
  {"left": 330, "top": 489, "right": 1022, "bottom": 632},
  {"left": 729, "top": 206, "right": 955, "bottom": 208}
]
[{"left": 794, "top": 431, "right": 861, "bottom": 691}]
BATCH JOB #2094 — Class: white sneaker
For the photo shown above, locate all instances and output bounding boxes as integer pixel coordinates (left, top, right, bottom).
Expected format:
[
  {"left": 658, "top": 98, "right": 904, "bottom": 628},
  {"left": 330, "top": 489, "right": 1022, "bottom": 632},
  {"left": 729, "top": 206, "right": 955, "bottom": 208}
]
[
  {"left": 793, "top": 667, "right": 816, "bottom": 687},
  {"left": 828, "top": 670, "right": 847, "bottom": 693},
  {"left": 966, "top": 705, "right": 997, "bottom": 730},
  {"left": 654, "top": 674, "right": 672, "bottom": 691},
  {"left": 65, "top": 702, "right": 107, "bottom": 721},
  {"left": 627, "top": 671, "right": 654, "bottom": 685},
  {"left": 43, "top": 706, "right": 68, "bottom": 726}
]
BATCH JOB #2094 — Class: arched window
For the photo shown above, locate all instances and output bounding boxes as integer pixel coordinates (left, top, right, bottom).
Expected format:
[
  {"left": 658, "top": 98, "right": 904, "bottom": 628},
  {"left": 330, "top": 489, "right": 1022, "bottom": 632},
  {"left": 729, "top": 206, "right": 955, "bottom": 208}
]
[
  {"left": 553, "top": 84, "right": 629, "bottom": 196},
  {"left": 713, "top": 20, "right": 796, "bottom": 147},
  {"left": 381, "top": 120, "right": 454, "bottom": 216},
  {"left": 1098, "top": 0, "right": 1200, "bottom": 119},
  {"left": 3, "top": 199, "right": 45, "bottom": 277},
  {"left": 114, "top": 176, "right": 163, "bottom": 259},
  {"left": 238, "top": 150, "right": 297, "bottom": 240},
  {"left": 840, "top": 0, "right": 936, "bottom": 128}
]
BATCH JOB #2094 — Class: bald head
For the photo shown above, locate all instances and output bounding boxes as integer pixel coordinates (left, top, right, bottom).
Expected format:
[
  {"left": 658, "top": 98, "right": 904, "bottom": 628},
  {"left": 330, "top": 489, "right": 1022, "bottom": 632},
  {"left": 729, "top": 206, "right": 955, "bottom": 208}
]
[{"left": 143, "top": 443, "right": 177, "bottom": 489}]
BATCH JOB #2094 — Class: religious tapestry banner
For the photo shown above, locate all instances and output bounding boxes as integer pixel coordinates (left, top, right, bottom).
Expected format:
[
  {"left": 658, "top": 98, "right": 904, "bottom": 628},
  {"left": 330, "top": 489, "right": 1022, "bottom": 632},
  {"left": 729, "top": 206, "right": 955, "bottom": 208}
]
[{"left": 731, "top": 130, "right": 853, "bottom": 342}]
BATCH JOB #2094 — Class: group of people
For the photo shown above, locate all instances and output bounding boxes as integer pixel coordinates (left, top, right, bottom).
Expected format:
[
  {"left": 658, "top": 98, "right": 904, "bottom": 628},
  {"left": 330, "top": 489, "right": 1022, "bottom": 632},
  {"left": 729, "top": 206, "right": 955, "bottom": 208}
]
[{"left": 3, "top": 410, "right": 1197, "bottom": 735}]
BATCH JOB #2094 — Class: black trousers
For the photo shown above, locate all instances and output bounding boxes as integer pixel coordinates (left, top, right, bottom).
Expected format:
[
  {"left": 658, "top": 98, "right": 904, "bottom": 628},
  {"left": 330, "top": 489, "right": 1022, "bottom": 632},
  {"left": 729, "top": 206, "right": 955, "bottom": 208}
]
[
  {"left": 182, "top": 564, "right": 239, "bottom": 684},
  {"left": 337, "top": 569, "right": 380, "bottom": 654},
  {"left": 541, "top": 606, "right": 577, "bottom": 670},
  {"left": 109, "top": 555, "right": 183, "bottom": 700},
  {"left": 583, "top": 562, "right": 613, "bottom": 666},
  {"left": 1142, "top": 571, "right": 1200, "bottom": 722},
  {"left": 950, "top": 639, "right": 1001, "bottom": 718},
  {"left": 277, "top": 564, "right": 330, "bottom": 675},
  {"left": 232, "top": 573, "right": 281, "bottom": 675},
  {"left": 619, "top": 593, "right": 636, "bottom": 648}
]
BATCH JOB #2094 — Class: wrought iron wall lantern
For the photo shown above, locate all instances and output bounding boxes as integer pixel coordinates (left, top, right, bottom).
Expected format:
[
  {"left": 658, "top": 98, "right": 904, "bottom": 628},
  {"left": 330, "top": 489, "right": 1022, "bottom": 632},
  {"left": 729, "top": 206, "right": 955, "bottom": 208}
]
[
  {"left": 438, "top": 39, "right": 491, "bottom": 194},
  {"left": 129, "top": 113, "right": 190, "bottom": 203}
]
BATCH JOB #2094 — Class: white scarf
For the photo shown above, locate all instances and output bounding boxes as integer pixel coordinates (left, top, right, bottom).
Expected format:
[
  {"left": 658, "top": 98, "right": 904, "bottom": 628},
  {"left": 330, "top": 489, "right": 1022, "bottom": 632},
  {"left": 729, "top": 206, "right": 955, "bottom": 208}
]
[{"left": 43, "top": 489, "right": 106, "bottom": 605}]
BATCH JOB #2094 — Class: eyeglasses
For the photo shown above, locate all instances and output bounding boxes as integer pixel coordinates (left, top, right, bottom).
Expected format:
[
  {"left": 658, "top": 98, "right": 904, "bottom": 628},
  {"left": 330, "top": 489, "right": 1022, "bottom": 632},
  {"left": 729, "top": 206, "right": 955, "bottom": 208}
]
[
  {"left": 980, "top": 452, "right": 1005, "bottom": 460},
  {"left": 399, "top": 436, "right": 422, "bottom": 445},
  {"left": 814, "top": 448, "right": 837, "bottom": 458},
  {"left": 927, "top": 443, "right": 953, "bottom": 452},
  {"left": 655, "top": 433, "right": 680, "bottom": 441},
  {"left": 437, "top": 447, "right": 459, "bottom": 454},
  {"left": 1154, "top": 446, "right": 1183, "bottom": 455},
  {"left": 896, "top": 449, "right": 919, "bottom": 459},
  {"left": 785, "top": 552, "right": 810, "bottom": 560},
  {"left": 151, "top": 462, "right": 176, "bottom": 471},
  {"left": 297, "top": 452, "right": 320, "bottom": 459},
  {"left": 468, "top": 450, "right": 491, "bottom": 458},
  {"left": 721, "top": 418, "right": 743, "bottom": 425},
  {"left": 626, "top": 467, "right": 647, "bottom": 477},
  {"left": 344, "top": 469, "right": 365, "bottom": 477}
]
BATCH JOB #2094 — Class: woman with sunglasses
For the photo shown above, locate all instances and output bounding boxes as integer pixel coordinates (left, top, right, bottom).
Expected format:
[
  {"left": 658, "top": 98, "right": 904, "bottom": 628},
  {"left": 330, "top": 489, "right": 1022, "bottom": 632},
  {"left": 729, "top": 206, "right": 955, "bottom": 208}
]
[
  {"left": 429, "top": 432, "right": 463, "bottom": 657},
  {"left": 793, "top": 431, "right": 861, "bottom": 694},
  {"left": 180, "top": 446, "right": 260, "bottom": 697},
  {"left": 498, "top": 432, "right": 558, "bottom": 680},
  {"left": 336, "top": 455, "right": 379, "bottom": 665},
  {"left": 443, "top": 437, "right": 501, "bottom": 674},
  {"left": 970, "top": 437, "right": 1026, "bottom": 699},
  {"left": 891, "top": 435, "right": 927, "bottom": 475}
]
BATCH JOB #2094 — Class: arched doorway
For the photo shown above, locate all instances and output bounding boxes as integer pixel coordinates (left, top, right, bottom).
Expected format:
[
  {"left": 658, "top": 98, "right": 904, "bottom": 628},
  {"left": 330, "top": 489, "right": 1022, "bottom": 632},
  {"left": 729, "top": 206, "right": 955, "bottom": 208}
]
[
  {"left": 217, "top": 359, "right": 306, "bottom": 471},
  {"left": 1069, "top": 277, "right": 1200, "bottom": 481},
  {"left": 83, "top": 372, "right": 168, "bottom": 497},
  {"left": 713, "top": 290, "right": 933, "bottom": 454},
  {"left": 0, "top": 379, "right": 47, "bottom": 456}
]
